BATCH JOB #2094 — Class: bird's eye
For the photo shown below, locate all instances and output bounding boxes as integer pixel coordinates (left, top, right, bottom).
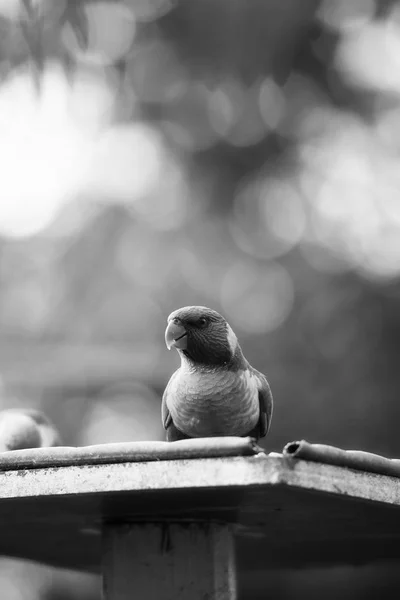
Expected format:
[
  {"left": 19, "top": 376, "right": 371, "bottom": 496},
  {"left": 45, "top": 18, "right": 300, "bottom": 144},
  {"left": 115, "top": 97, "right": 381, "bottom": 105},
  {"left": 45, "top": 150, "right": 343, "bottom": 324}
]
[{"left": 198, "top": 317, "right": 208, "bottom": 328}]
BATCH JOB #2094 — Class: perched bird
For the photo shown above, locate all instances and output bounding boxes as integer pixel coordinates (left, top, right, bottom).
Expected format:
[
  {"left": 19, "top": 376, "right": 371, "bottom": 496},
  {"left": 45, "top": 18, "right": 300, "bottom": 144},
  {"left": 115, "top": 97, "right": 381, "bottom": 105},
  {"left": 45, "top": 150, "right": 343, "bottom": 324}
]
[
  {"left": 162, "top": 306, "right": 273, "bottom": 442},
  {"left": 0, "top": 408, "right": 61, "bottom": 452}
]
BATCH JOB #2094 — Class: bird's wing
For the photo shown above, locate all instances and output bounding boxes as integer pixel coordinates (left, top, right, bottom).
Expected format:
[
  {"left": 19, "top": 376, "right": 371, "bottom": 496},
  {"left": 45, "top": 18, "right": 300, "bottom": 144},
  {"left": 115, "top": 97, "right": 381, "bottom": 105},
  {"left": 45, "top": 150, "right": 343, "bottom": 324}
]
[
  {"left": 161, "top": 369, "right": 180, "bottom": 430},
  {"left": 254, "top": 370, "right": 273, "bottom": 438}
]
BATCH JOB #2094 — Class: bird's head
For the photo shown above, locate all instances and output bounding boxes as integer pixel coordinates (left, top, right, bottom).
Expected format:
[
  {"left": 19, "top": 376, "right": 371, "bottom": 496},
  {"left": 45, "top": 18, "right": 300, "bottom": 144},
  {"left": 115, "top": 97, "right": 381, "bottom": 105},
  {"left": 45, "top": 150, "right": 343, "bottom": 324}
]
[{"left": 165, "top": 306, "right": 243, "bottom": 368}]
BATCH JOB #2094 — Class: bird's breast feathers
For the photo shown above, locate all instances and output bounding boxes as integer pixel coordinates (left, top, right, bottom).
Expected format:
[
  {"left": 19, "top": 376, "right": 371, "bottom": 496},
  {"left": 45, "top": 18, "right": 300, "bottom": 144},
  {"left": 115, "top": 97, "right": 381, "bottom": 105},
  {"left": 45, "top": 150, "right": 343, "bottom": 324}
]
[{"left": 165, "top": 367, "right": 260, "bottom": 437}]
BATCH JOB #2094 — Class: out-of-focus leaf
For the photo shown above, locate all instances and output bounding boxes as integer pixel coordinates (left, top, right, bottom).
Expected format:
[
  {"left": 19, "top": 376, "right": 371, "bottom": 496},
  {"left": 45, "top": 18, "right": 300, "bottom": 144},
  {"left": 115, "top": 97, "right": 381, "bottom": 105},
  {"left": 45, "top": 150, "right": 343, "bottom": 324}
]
[{"left": 62, "top": 2, "right": 89, "bottom": 50}]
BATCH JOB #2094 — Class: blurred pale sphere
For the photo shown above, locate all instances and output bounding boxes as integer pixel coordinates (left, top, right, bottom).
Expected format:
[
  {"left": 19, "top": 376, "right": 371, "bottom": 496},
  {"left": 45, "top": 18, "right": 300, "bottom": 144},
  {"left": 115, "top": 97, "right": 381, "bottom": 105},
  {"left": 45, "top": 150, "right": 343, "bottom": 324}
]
[
  {"left": 130, "top": 159, "right": 191, "bottom": 230},
  {"left": 295, "top": 105, "right": 400, "bottom": 280},
  {"left": 308, "top": 170, "right": 379, "bottom": 266},
  {"left": 300, "top": 125, "right": 400, "bottom": 281},
  {"left": 231, "top": 176, "right": 305, "bottom": 259},
  {"left": 336, "top": 16, "right": 400, "bottom": 94},
  {"left": 315, "top": 178, "right": 375, "bottom": 230},
  {"left": 220, "top": 261, "right": 294, "bottom": 334},
  {"left": 0, "top": 65, "right": 94, "bottom": 238},
  {"left": 259, "top": 77, "right": 286, "bottom": 131},
  {"left": 69, "top": 67, "right": 118, "bottom": 131},
  {"left": 279, "top": 73, "right": 328, "bottom": 140},
  {"left": 80, "top": 382, "right": 162, "bottom": 444},
  {"left": 63, "top": 1, "right": 136, "bottom": 66},
  {"left": 317, "top": 0, "right": 375, "bottom": 32},
  {"left": 358, "top": 222, "right": 400, "bottom": 280},
  {"left": 0, "top": 0, "right": 24, "bottom": 19},
  {"left": 86, "top": 123, "right": 165, "bottom": 202},
  {"left": 208, "top": 84, "right": 237, "bottom": 138},
  {"left": 293, "top": 106, "right": 344, "bottom": 149},
  {"left": 208, "top": 79, "right": 267, "bottom": 147},
  {"left": 261, "top": 179, "right": 306, "bottom": 247}
]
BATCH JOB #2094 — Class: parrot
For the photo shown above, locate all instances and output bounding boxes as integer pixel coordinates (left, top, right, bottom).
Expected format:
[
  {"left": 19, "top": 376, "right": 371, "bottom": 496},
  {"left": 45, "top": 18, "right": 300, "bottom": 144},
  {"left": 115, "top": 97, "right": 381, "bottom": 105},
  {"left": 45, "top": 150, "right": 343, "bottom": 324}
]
[
  {"left": 0, "top": 408, "right": 61, "bottom": 452},
  {"left": 162, "top": 306, "right": 273, "bottom": 442}
]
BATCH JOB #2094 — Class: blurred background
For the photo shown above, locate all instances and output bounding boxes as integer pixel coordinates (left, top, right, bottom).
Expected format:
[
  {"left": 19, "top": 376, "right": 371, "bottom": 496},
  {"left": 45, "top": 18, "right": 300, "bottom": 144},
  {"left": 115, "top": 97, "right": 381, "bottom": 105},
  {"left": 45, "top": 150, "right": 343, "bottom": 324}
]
[{"left": 1, "top": 0, "right": 400, "bottom": 597}]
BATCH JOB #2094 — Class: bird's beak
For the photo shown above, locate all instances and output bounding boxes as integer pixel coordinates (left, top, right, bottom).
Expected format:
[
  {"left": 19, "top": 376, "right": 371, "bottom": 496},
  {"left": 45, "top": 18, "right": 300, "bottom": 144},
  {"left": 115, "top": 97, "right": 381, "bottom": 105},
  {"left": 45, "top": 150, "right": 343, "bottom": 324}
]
[{"left": 165, "top": 320, "right": 188, "bottom": 350}]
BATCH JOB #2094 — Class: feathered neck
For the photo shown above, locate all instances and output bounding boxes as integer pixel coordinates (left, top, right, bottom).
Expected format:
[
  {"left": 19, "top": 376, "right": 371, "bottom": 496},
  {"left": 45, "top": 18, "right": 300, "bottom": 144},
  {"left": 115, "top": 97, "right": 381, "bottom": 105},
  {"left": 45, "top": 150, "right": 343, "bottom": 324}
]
[{"left": 178, "top": 343, "right": 247, "bottom": 372}]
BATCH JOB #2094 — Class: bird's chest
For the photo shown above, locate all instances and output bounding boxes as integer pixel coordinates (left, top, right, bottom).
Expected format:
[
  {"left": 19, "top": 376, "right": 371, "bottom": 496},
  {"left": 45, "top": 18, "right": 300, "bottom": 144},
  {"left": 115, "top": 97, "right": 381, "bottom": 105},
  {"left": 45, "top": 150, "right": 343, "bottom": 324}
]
[{"left": 168, "top": 369, "right": 259, "bottom": 437}]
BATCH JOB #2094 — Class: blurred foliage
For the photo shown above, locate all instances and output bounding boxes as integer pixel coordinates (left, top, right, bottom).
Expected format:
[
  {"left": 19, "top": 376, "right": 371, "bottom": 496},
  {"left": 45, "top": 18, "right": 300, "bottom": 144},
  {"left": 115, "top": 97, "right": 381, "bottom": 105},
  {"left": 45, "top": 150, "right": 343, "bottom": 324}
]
[{"left": 2, "top": 0, "right": 400, "bottom": 598}]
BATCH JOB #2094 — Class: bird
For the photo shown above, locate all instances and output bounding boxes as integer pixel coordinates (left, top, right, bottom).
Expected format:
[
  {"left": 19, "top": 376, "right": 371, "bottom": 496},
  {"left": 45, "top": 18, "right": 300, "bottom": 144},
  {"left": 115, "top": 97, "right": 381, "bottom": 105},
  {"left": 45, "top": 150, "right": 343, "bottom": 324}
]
[
  {"left": 162, "top": 306, "right": 273, "bottom": 442},
  {"left": 0, "top": 408, "right": 61, "bottom": 452}
]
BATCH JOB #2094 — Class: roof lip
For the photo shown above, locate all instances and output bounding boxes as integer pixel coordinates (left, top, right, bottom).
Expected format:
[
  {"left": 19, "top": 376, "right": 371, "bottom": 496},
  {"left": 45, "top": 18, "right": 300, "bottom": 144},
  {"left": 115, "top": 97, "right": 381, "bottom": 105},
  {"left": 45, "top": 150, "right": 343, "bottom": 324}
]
[
  {"left": 0, "top": 436, "right": 264, "bottom": 472},
  {"left": 283, "top": 439, "right": 400, "bottom": 478}
]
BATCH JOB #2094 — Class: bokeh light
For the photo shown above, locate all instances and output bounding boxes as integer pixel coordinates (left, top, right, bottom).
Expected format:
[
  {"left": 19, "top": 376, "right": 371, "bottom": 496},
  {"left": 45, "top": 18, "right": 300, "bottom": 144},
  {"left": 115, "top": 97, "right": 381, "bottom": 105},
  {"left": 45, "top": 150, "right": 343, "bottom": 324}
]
[
  {"left": 334, "top": 3, "right": 400, "bottom": 95},
  {"left": 230, "top": 176, "right": 305, "bottom": 260},
  {"left": 317, "top": 0, "right": 376, "bottom": 32},
  {"left": 0, "top": 65, "right": 92, "bottom": 237},
  {"left": 84, "top": 123, "right": 166, "bottom": 202},
  {"left": 80, "top": 381, "right": 162, "bottom": 444},
  {"left": 259, "top": 77, "right": 286, "bottom": 131},
  {"left": 220, "top": 261, "right": 294, "bottom": 334}
]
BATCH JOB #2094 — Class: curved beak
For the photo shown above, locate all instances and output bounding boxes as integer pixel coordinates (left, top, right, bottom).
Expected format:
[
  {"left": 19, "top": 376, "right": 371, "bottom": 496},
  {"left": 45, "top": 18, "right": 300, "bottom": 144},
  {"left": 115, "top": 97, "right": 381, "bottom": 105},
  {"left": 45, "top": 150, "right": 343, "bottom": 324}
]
[{"left": 165, "top": 320, "right": 188, "bottom": 350}]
